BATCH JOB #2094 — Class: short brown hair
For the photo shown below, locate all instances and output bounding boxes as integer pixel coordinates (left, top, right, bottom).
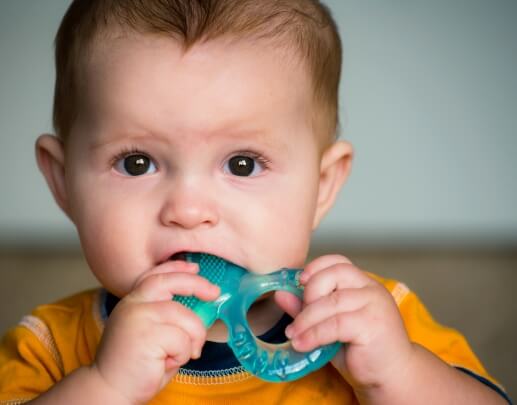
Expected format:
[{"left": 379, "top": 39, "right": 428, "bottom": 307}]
[{"left": 53, "top": 0, "right": 342, "bottom": 144}]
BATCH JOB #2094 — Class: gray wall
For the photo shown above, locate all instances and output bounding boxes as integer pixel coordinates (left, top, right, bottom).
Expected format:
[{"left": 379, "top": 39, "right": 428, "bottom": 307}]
[{"left": 1, "top": 0, "right": 516, "bottom": 248}]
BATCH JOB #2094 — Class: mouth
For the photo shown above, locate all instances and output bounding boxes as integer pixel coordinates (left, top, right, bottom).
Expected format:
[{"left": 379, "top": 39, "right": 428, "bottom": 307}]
[
  {"left": 166, "top": 251, "right": 240, "bottom": 268},
  {"left": 168, "top": 251, "right": 190, "bottom": 262},
  {"left": 162, "top": 249, "right": 242, "bottom": 269}
]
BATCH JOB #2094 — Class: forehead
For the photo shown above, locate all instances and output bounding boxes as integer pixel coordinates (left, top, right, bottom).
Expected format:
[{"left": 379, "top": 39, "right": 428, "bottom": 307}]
[{"left": 75, "top": 34, "right": 315, "bottom": 147}]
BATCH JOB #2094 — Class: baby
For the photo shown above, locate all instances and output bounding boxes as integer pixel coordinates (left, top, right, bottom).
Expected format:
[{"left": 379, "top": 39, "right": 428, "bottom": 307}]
[{"left": 0, "top": 0, "right": 510, "bottom": 404}]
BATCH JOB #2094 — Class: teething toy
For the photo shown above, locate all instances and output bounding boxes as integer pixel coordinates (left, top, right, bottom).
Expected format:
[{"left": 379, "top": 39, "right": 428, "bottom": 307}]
[{"left": 172, "top": 252, "right": 341, "bottom": 382}]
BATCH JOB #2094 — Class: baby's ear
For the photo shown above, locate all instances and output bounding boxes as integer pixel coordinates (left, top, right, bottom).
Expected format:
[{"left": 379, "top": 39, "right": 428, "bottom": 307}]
[
  {"left": 312, "top": 140, "right": 353, "bottom": 229},
  {"left": 35, "top": 134, "right": 71, "bottom": 219}
]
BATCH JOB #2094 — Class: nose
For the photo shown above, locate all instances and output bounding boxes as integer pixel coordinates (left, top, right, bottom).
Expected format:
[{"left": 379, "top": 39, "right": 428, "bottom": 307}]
[{"left": 159, "top": 181, "right": 219, "bottom": 229}]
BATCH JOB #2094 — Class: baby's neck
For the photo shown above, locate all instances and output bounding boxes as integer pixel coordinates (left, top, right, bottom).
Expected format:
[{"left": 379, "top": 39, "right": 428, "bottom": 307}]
[{"left": 206, "top": 295, "right": 284, "bottom": 342}]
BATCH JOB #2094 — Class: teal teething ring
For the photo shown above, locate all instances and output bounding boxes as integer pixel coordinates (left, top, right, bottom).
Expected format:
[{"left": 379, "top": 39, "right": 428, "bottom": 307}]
[{"left": 172, "top": 252, "right": 341, "bottom": 382}]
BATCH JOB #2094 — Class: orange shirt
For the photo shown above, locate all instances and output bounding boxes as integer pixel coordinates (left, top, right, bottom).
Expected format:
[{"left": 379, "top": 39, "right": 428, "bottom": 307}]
[{"left": 0, "top": 276, "right": 508, "bottom": 404}]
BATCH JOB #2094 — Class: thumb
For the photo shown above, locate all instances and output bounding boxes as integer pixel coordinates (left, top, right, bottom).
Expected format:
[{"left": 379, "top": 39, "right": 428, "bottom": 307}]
[{"left": 274, "top": 291, "right": 302, "bottom": 318}]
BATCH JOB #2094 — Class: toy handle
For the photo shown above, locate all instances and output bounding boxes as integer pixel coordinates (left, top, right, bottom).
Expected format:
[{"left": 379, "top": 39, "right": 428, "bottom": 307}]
[{"left": 222, "top": 269, "right": 341, "bottom": 382}]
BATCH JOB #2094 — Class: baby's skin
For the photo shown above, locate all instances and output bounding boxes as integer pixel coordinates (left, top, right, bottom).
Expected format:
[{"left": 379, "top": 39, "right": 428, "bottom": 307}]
[{"left": 32, "top": 32, "right": 506, "bottom": 405}]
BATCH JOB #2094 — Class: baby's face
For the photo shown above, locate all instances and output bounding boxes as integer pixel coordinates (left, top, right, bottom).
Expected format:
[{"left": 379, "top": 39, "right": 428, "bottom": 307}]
[{"left": 64, "top": 34, "right": 325, "bottom": 296}]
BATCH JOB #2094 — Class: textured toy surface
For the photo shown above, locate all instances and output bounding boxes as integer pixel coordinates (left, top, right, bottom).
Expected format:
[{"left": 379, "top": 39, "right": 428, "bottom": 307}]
[{"left": 172, "top": 252, "right": 341, "bottom": 382}]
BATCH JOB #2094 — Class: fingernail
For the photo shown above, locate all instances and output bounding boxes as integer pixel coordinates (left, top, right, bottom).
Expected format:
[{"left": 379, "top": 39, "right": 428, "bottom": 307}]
[
  {"left": 189, "top": 262, "right": 199, "bottom": 271},
  {"left": 285, "top": 325, "right": 294, "bottom": 339},
  {"left": 299, "top": 272, "right": 309, "bottom": 284}
]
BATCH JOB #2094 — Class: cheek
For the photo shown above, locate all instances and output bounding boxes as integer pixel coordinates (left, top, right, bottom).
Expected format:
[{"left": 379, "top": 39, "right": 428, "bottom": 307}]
[
  {"left": 68, "top": 181, "right": 150, "bottom": 294},
  {"left": 237, "top": 176, "right": 319, "bottom": 270}
]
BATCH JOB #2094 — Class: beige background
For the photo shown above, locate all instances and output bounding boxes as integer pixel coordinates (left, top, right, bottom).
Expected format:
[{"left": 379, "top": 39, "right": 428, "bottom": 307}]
[
  {"left": 1, "top": 0, "right": 517, "bottom": 246},
  {"left": 1, "top": 246, "right": 515, "bottom": 400}
]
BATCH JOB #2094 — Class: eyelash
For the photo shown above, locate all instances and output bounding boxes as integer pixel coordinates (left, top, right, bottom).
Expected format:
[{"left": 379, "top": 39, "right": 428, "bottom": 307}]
[
  {"left": 109, "top": 147, "right": 272, "bottom": 171},
  {"left": 109, "top": 146, "right": 150, "bottom": 168},
  {"left": 230, "top": 151, "right": 271, "bottom": 170}
]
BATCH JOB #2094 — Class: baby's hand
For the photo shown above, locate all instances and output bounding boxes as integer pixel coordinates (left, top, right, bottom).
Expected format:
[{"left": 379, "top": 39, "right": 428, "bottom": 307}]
[
  {"left": 279, "top": 255, "right": 414, "bottom": 393},
  {"left": 91, "top": 261, "right": 220, "bottom": 404}
]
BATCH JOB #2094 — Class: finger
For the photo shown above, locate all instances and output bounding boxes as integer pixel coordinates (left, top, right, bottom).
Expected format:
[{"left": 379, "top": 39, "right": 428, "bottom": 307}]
[
  {"left": 303, "top": 263, "right": 373, "bottom": 304},
  {"left": 274, "top": 291, "right": 302, "bottom": 318},
  {"left": 301, "top": 254, "right": 353, "bottom": 284},
  {"left": 130, "top": 272, "right": 220, "bottom": 303},
  {"left": 286, "top": 287, "right": 372, "bottom": 338},
  {"left": 151, "top": 323, "right": 194, "bottom": 368},
  {"left": 142, "top": 300, "right": 208, "bottom": 356},
  {"left": 154, "top": 259, "right": 200, "bottom": 274},
  {"left": 133, "top": 260, "right": 200, "bottom": 290},
  {"left": 160, "top": 367, "right": 179, "bottom": 394},
  {"left": 291, "top": 307, "right": 369, "bottom": 352}
]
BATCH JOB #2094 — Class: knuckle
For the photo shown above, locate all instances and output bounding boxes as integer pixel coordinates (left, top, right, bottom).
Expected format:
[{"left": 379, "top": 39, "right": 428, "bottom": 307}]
[
  {"left": 325, "top": 254, "right": 352, "bottom": 263},
  {"left": 177, "top": 328, "right": 191, "bottom": 347},
  {"left": 169, "top": 302, "right": 206, "bottom": 335},
  {"left": 195, "top": 324, "right": 208, "bottom": 342},
  {"left": 333, "top": 262, "right": 358, "bottom": 275},
  {"left": 137, "top": 272, "right": 163, "bottom": 292},
  {"left": 370, "top": 284, "right": 390, "bottom": 304},
  {"left": 171, "top": 332, "right": 192, "bottom": 363},
  {"left": 334, "top": 254, "right": 353, "bottom": 263},
  {"left": 169, "top": 300, "right": 188, "bottom": 313},
  {"left": 335, "top": 313, "right": 348, "bottom": 333},
  {"left": 328, "top": 290, "right": 341, "bottom": 307},
  {"left": 313, "top": 320, "right": 330, "bottom": 344},
  {"left": 189, "top": 314, "right": 207, "bottom": 338},
  {"left": 198, "top": 276, "right": 215, "bottom": 291},
  {"left": 303, "top": 282, "right": 317, "bottom": 303}
]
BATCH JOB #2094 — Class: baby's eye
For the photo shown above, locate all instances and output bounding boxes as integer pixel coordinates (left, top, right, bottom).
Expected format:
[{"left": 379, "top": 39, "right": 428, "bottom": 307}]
[
  {"left": 224, "top": 154, "right": 267, "bottom": 177},
  {"left": 114, "top": 153, "right": 157, "bottom": 176}
]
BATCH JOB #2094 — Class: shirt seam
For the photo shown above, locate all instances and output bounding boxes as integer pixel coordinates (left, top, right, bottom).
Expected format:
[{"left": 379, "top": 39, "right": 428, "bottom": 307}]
[
  {"left": 18, "top": 315, "right": 64, "bottom": 375},
  {"left": 390, "top": 282, "right": 410, "bottom": 306},
  {"left": 174, "top": 366, "right": 253, "bottom": 385}
]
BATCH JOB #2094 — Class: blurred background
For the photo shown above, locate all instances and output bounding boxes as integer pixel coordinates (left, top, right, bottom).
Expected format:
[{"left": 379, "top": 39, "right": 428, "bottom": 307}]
[{"left": 0, "top": 0, "right": 515, "bottom": 399}]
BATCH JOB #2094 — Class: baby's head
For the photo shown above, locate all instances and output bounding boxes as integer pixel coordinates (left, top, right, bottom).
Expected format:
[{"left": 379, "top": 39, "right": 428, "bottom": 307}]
[
  {"left": 53, "top": 0, "right": 343, "bottom": 148},
  {"left": 37, "top": 0, "right": 353, "bottom": 297}
]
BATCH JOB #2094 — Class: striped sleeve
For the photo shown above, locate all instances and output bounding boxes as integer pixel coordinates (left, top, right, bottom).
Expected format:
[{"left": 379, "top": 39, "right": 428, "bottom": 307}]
[
  {"left": 0, "top": 316, "right": 64, "bottom": 404},
  {"left": 0, "top": 289, "right": 102, "bottom": 404},
  {"left": 392, "top": 280, "right": 511, "bottom": 403}
]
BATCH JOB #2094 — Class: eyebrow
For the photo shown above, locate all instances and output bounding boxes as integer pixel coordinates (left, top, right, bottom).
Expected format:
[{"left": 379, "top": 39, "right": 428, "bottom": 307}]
[
  {"left": 89, "top": 131, "right": 168, "bottom": 150},
  {"left": 89, "top": 125, "right": 288, "bottom": 152},
  {"left": 208, "top": 127, "right": 288, "bottom": 150}
]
